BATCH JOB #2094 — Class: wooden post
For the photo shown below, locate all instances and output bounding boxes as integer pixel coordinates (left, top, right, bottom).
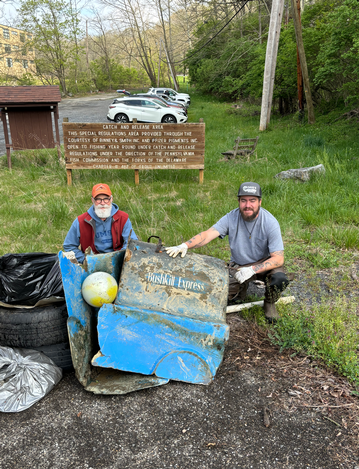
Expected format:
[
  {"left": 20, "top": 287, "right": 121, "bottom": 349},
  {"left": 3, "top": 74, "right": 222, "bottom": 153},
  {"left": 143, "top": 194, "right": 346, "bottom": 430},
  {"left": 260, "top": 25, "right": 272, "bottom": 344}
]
[
  {"left": 291, "top": 0, "right": 315, "bottom": 124},
  {"left": 199, "top": 118, "right": 204, "bottom": 183},
  {"left": 135, "top": 170, "right": 139, "bottom": 185},
  {"left": 259, "top": 0, "right": 284, "bottom": 130},
  {"left": 67, "top": 169, "right": 72, "bottom": 186},
  {"left": 54, "top": 105, "right": 61, "bottom": 161},
  {"left": 1, "top": 110, "right": 12, "bottom": 170},
  {"left": 199, "top": 169, "right": 204, "bottom": 184}
]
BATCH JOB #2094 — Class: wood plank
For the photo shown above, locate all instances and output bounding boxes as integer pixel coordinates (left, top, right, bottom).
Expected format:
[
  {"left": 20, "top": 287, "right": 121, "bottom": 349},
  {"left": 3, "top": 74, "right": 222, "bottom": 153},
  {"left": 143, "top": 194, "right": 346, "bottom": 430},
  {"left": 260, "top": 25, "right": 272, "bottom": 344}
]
[
  {"left": 63, "top": 122, "right": 206, "bottom": 174},
  {"left": 65, "top": 163, "right": 205, "bottom": 170}
]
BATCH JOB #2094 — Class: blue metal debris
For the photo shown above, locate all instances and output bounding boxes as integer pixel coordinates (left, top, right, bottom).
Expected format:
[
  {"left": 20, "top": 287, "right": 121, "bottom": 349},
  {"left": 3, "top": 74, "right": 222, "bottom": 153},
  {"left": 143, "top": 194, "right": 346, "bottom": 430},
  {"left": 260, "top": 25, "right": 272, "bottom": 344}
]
[{"left": 59, "top": 239, "right": 229, "bottom": 394}]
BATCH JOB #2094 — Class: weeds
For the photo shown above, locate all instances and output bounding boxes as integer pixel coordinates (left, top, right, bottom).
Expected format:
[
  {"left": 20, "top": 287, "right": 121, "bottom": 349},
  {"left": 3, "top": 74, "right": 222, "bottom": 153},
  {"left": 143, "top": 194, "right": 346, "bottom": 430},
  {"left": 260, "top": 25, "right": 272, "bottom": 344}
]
[{"left": 271, "top": 298, "right": 359, "bottom": 386}]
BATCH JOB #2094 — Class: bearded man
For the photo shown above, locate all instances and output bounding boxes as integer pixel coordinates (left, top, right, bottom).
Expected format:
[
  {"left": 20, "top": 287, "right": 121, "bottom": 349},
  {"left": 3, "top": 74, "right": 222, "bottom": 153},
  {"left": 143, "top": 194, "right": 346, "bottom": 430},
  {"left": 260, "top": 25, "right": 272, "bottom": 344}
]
[
  {"left": 165, "top": 182, "right": 289, "bottom": 322},
  {"left": 63, "top": 183, "right": 138, "bottom": 263}
]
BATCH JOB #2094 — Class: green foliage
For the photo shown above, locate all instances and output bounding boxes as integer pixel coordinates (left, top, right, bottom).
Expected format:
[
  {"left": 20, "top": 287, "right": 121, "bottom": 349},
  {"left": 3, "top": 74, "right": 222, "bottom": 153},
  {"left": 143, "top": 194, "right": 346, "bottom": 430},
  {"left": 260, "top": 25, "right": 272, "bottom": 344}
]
[
  {"left": 18, "top": 0, "right": 83, "bottom": 94},
  {"left": 16, "top": 73, "right": 37, "bottom": 86},
  {"left": 90, "top": 58, "right": 146, "bottom": 91},
  {"left": 313, "top": 0, "right": 359, "bottom": 104},
  {"left": 239, "top": 305, "right": 268, "bottom": 328},
  {"left": 187, "top": 0, "right": 359, "bottom": 111},
  {"left": 271, "top": 298, "right": 359, "bottom": 385}
]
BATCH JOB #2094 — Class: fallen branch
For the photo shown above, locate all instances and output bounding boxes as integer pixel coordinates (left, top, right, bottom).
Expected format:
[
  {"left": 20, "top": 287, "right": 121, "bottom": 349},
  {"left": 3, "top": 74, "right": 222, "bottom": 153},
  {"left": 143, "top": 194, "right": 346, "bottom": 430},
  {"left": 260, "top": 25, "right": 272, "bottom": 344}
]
[
  {"left": 295, "top": 403, "right": 354, "bottom": 408},
  {"left": 331, "top": 108, "right": 359, "bottom": 123},
  {"left": 322, "top": 415, "right": 341, "bottom": 427}
]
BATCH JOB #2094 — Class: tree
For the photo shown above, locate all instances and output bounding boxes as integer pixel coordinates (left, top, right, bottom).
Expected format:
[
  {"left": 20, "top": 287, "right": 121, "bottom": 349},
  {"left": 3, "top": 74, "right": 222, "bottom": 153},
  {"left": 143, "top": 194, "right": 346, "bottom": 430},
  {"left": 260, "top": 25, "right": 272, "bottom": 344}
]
[
  {"left": 17, "top": 0, "right": 83, "bottom": 94},
  {"left": 100, "top": 0, "right": 158, "bottom": 85},
  {"left": 313, "top": 0, "right": 359, "bottom": 105}
]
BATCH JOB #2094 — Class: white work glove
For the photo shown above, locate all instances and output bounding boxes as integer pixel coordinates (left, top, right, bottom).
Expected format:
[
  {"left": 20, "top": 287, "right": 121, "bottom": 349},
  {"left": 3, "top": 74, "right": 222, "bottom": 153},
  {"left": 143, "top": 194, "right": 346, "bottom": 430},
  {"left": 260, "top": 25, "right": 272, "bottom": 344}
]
[
  {"left": 234, "top": 266, "right": 255, "bottom": 284},
  {"left": 165, "top": 243, "right": 188, "bottom": 258}
]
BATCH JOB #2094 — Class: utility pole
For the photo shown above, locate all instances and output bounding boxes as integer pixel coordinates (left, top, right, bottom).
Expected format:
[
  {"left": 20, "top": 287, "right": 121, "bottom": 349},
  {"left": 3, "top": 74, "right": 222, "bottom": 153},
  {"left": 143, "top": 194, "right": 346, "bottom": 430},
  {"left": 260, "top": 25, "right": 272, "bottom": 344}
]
[
  {"left": 296, "top": 0, "right": 304, "bottom": 115},
  {"left": 86, "top": 20, "right": 89, "bottom": 68},
  {"left": 259, "top": 0, "right": 285, "bottom": 131},
  {"left": 258, "top": 0, "right": 262, "bottom": 44},
  {"left": 291, "top": 0, "right": 315, "bottom": 124}
]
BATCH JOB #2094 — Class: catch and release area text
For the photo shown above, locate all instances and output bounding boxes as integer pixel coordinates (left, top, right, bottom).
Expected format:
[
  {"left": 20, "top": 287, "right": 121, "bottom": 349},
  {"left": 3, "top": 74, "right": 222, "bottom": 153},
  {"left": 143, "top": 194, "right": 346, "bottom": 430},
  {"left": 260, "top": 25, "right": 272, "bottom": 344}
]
[{"left": 63, "top": 121, "right": 205, "bottom": 185}]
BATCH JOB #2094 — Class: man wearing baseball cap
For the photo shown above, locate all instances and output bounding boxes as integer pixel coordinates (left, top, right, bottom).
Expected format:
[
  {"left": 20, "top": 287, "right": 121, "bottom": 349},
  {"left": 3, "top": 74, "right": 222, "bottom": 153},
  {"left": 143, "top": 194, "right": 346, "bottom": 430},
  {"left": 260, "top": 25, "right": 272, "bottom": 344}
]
[
  {"left": 63, "top": 183, "right": 138, "bottom": 263},
  {"left": 165, "top": 182, "right": 289, "bottom": 322}
]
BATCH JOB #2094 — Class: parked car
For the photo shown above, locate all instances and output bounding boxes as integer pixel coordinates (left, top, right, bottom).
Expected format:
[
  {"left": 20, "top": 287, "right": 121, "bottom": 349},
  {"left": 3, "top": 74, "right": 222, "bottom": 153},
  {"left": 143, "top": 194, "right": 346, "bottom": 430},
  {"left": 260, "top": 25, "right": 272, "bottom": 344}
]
[
  {"left": 148, "top": 88, "right": 190, "bottom": 107},
  {"left": 150, "top": 93, "right": 188, "bottom": 110},
  {"left": 116, "top": 89, "right": 131, "bottom": 96},
  {"left": 107, "top": 97, "right": 188, "bottom": 124},
  {"left": 132, "top": 94, "right": 187, "bottom": 114}
]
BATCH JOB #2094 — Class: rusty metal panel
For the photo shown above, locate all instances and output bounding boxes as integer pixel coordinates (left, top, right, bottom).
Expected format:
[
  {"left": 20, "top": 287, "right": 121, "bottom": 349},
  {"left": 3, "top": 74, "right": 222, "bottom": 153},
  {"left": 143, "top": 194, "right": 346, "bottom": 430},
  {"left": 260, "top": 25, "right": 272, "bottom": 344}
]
[
  {"left": 93, "top": 240, "right": 229, "bottom": 385},
  {"left": 93, "top": 303, "right": 228, "bottom": 384},
  {"left": 59, "top": 239, "right": 229, "bottom": 392},
  {"left": 58, "top": 251, "right": 169, "bottom": 394},
  {"left": 8, "top": 108, "right": 55, "bottom": 150},
  {"left": 116, "top": 240, "right": 228, "bottom": 322}
]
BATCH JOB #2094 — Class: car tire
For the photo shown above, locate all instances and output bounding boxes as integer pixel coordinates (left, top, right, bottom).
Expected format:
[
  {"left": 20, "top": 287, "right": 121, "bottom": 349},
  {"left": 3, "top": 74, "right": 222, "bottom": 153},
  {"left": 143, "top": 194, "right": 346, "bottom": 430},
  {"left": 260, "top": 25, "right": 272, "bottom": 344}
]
[
  {"left": 114, "top": 113, "right": 129, "bottom": 123},
  {"left": 0, "top": 303, "right": 69, "bottom": 348},
  {"left": 34, "top": 342, "right": 73, "bottom": 372},
  {"left": 161, "top": 115, "right": 177, "bottom": 124},
  {"left": 0, "top": 303, "right": 73, "bottom": 370}
]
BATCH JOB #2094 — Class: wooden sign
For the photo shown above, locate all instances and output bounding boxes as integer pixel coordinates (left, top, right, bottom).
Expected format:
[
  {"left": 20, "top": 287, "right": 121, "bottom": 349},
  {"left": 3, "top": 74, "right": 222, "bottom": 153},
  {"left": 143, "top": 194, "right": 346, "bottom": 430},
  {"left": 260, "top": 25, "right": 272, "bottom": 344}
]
[{"left": 63, "top": 121, "right": 205, "bottom": 185}]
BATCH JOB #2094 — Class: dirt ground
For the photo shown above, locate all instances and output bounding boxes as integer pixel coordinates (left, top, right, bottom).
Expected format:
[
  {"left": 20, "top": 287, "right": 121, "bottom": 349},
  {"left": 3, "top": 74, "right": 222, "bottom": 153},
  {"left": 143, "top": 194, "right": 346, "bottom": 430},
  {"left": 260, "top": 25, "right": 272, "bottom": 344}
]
[{"left": 1, "top": 311, "right": 358, "bottom": 469}]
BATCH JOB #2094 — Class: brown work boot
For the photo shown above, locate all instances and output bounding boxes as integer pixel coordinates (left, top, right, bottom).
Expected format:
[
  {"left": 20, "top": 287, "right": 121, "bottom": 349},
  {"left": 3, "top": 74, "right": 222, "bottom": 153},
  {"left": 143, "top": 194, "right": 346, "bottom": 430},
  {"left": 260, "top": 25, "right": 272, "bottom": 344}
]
[{"left": 263, "top": 300, "right": 279, "bottom": 323}]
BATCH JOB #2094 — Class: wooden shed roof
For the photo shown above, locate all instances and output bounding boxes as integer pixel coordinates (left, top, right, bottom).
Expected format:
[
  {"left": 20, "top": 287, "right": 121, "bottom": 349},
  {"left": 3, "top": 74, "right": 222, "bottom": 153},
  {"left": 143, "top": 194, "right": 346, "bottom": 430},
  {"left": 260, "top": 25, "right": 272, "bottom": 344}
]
[{"left": 0, "top": 86, "right": 61, "bottom": 105}]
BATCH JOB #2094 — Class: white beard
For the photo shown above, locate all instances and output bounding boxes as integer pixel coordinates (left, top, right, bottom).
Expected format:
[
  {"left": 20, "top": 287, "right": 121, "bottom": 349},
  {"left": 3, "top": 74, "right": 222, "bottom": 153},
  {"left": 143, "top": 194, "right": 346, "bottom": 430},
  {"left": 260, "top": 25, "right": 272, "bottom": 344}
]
[{"left": 94, "top": 204, "right": 112, "bottom": 219}]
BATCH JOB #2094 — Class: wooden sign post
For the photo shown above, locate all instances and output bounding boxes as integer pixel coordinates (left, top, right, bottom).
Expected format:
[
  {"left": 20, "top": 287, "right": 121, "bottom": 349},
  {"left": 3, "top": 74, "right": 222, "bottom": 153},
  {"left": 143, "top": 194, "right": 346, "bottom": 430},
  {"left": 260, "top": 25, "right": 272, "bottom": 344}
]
[{"left": 63, "top": 120, "right": 205, "bottom": 185}]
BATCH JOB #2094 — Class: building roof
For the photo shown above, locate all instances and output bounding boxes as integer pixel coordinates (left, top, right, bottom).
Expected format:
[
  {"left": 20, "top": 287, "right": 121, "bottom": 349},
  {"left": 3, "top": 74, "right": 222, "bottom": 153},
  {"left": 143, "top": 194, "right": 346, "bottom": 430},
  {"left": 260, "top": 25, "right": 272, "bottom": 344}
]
[{"left": 0, "top": 86, "right": 61, "bottom": 104}]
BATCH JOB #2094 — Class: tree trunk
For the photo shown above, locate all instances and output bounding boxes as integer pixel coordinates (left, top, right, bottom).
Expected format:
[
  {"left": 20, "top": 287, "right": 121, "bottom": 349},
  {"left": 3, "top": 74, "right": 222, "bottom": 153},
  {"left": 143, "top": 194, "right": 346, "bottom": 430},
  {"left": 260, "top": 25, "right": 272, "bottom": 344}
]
[{"left": 291, "top": 0, "right": 315, "bottom": 124}]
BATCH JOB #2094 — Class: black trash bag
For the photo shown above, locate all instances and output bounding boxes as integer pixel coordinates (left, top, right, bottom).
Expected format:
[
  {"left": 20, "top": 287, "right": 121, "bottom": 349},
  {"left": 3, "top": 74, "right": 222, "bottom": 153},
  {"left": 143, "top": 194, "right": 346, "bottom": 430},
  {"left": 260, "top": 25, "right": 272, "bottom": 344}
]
[{"left": 0, "top": 253, "right": 64, "bottom": 306}]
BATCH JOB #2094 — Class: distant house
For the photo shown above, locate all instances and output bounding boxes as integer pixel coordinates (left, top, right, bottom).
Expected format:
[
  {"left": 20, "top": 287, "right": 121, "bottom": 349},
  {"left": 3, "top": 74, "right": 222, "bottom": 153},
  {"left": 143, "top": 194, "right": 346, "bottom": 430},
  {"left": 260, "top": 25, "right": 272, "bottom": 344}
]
[{"left": 0, "top": 24, "right": 36, "bottom": 78}]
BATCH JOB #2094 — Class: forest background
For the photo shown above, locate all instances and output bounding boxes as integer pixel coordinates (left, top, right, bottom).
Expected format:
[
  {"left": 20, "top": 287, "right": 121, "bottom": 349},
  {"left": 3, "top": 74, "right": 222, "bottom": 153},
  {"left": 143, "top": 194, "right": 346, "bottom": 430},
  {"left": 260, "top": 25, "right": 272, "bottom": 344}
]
[{"left": 0, "top": 0, "right": 358, "bottom": 117}]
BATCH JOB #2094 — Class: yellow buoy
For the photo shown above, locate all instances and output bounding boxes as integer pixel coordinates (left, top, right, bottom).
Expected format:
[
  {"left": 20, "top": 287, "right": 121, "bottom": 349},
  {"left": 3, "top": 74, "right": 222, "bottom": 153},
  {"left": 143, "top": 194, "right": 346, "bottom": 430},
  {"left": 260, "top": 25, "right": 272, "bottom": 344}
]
[{"left": 81, "top": 272, "right": 118, "bottom": 307}]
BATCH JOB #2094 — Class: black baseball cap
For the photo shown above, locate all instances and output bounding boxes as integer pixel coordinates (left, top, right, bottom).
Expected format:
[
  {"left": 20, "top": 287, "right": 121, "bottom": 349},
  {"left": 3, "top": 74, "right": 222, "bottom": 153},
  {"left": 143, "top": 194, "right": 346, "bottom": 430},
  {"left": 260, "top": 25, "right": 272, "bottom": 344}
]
[{"left": 237, "top": 182, "right": 262, "bottom": 198}]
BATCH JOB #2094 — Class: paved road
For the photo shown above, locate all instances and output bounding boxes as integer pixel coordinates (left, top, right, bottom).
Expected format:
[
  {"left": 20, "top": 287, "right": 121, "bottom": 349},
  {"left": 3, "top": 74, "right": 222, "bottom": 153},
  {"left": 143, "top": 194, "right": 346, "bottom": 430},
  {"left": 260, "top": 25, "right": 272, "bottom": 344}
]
[{"left": 0, "top": 93, "right": 116, "bottom": 156}]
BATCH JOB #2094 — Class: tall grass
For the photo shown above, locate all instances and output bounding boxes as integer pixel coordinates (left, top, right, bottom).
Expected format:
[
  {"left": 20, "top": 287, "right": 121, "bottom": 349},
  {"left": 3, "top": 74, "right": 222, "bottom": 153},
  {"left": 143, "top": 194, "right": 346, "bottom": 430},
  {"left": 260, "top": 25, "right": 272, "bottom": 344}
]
[
  {"left": 1, "top": 90, "right": 358, "bottom": 385},
  {"left": 1, "top": 91, "right": 359, "bottom": 259}
]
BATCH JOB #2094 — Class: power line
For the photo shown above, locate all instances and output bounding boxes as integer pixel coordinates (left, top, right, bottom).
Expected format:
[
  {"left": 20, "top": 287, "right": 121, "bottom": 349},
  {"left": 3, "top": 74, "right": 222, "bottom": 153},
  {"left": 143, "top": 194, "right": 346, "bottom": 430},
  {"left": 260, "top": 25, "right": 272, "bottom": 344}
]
[{"left": 171, "top": 0, "right": 251, "bottom": 64}]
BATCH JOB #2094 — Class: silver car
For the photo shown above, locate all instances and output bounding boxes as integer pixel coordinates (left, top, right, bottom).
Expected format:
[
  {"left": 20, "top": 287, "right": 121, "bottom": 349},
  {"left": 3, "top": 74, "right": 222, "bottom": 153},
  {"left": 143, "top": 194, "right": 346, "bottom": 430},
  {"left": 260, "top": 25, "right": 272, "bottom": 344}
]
[{"left": 107, "top": 97, "right": 188, "bottom": 124}]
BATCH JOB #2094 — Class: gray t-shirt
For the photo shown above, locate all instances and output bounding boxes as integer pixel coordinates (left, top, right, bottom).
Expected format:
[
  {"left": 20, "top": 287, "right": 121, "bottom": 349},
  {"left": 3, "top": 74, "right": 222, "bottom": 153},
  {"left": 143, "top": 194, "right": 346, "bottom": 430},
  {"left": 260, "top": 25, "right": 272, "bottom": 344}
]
[{"left": 212, "top": 207, "right": 284, "bottom": 265}]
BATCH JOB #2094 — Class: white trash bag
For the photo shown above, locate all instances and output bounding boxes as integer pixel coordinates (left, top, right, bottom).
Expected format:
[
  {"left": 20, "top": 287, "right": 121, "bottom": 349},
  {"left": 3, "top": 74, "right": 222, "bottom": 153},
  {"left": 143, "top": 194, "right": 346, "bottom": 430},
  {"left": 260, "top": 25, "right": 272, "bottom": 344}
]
[{"left": 0, "top": 346, "right": 62, "bottom": 412}]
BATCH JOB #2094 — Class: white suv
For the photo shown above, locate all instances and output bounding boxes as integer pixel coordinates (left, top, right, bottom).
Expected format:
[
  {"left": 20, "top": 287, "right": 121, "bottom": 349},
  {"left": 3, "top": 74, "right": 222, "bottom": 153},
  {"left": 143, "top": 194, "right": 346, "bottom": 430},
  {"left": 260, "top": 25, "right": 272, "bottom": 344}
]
[
  {"left": 107, "top": 97, "right": 188, "bottom": 124},
  {"left": 148, "top": 88, "right": 191, "bottom": 107}
]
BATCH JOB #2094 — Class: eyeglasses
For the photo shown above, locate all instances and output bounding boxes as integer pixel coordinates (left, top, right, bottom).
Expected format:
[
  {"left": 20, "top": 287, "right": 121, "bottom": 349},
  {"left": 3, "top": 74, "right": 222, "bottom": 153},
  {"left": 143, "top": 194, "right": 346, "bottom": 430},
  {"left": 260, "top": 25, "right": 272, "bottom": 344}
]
[{"left": 93, "top": 197, "right": 112, "bottom": 204}]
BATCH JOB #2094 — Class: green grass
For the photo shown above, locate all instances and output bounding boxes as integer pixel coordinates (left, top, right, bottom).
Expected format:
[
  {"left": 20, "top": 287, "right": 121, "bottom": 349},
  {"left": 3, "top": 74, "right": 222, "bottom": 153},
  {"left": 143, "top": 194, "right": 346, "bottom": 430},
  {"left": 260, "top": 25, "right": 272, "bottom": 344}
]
[
  {"left": 1, "top": 89, "right": 359, "bottom": 386},
  {"left": 271, "top": 298, "right": 359, "bottom": 387}
]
